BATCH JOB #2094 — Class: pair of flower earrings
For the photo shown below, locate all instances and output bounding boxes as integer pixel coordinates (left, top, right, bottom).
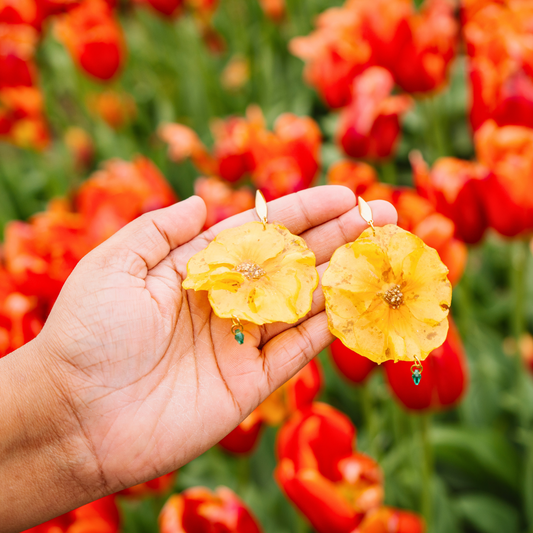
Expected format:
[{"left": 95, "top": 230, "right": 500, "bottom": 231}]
[{"left": 183, "top": 191, "right": 452, "bottom": 385}]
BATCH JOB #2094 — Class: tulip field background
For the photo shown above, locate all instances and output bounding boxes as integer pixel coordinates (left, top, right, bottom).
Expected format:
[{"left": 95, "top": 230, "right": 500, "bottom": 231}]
[{"left": 2, "top": 1, "right": 533, "bottom": 532}]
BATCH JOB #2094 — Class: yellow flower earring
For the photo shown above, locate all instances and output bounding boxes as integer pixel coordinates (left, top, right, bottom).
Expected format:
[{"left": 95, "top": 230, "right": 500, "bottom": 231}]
[
  {"left": 182, "top": 191, "right": 319, "bottom": 344},
  {"left": 322, "top": 198, "right": 452, "bottom": 385}
]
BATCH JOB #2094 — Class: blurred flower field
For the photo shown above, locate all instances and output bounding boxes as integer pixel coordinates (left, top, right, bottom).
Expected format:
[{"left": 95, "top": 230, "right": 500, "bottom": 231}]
[{"left": 2, "top": 0, "right": 533, "bottom": 532}]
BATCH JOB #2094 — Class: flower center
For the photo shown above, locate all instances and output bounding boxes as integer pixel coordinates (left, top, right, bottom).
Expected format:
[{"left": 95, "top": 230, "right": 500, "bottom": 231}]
[
  {"left": 234, "top": 261, "right": 266, "bottom": 280},
  {"left": 382, "top": 284, "right": 404, "bottom": 309}
]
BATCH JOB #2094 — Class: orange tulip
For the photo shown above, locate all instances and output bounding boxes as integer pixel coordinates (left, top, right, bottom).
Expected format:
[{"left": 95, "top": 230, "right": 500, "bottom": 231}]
[
  {"left": 87, "top": 90, "right": 136, "bottom": 129},
  {"left": 355, "top": 506, "right": 425, "bottom": 533},
  {"left": 64, "top": 127, "right": 94, "bottom": 170},
  {"left": 258, "top": 0, "right": 285, "bottom": 21},
  {"left": 0, "top": 86, "right": 50, "bottom": 150}
]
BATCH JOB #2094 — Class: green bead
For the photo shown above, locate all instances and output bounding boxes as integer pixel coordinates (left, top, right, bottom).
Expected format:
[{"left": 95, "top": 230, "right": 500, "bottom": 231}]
[
  {"left": 412, "top": 369, "right": 421, "bottom": 386},
  {"left": 234, "top": 329, "right": 245, "bottom": 345}
]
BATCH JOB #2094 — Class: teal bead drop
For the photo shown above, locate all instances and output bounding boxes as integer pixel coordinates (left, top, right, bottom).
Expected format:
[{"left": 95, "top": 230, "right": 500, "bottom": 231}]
[
  {"left": 412, "top": 369, "right": 421, "bottom": 386},
  {"left": 234, "top": 329, "right": 245, "bottom": 345}
]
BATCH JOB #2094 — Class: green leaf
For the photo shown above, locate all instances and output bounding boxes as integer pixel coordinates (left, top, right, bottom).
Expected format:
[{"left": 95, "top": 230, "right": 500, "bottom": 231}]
[
  {"left": 456, "top": 494, "right": 520, "bottom": 533},
  {"left": 431, "top": 426, "right": 520, "bottom": 493}
]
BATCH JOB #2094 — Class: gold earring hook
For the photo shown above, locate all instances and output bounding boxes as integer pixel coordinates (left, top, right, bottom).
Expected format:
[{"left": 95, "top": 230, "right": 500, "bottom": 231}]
[
  {"left": 255, "top": 190, "right": 268, "bottom": 230},
  {"left": 357, "top": 196, "right": 375, "bottom": 236}
]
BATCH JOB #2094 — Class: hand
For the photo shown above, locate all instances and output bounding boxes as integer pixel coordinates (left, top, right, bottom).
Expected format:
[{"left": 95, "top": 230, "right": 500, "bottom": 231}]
[{"left": 0, "top": 186, "right": 396, "bottom": 530}]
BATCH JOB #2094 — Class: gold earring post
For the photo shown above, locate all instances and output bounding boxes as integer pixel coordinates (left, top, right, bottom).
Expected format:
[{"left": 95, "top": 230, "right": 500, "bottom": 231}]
[
  {"left": 357, "top": 196, "right": 375, "bottom": 235},
  {"left": 255, "top": 190, "right": 268, "bottom": 229}
]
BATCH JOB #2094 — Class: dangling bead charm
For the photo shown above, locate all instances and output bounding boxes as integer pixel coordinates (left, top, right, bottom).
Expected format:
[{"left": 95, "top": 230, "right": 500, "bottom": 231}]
[
  {"left": 410, "top": 357, "right": 423, "bottom": 386},
  {"left": 234, "top": 329, "right": 244, "bottom": 344},
  {"left": 231, "top": 317, "right": 245, "bottom": 345}
]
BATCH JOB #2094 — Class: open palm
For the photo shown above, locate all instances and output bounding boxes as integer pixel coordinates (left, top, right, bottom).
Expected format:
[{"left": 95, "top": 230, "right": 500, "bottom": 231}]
[{"left": 39, "top": 186, "right": 396, "bottom": 505}]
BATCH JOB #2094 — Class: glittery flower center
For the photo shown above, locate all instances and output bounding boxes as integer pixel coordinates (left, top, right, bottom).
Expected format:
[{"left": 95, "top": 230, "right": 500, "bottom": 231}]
[
  {"left": 234, "top": 261, "right": 266, "bottom": 280},
  {"left": 382, "top": 285, "right": 404, "bottom": 309}
]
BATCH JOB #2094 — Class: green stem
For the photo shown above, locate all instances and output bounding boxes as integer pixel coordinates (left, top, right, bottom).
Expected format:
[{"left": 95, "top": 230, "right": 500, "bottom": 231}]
[
  {"left": 379, "top": 160, "right": 397, "bottom": 186},
  {"left": 236, "top": 455, "right": 251, "bottom": 493},
  {"left": 511, "top": 240, "right": 530, "bottom": 427},
  {"left": 361, "top": 380, "right": 377, "bottom": 458},
  {"left": 511, "top": 240, "right": 529, "bottom": 342},
  {"left": 420, "top": 414, "right": 433, "bottom": 530},
  {"left": 0, "top": 165, "right": 23, "bottom": 221}
]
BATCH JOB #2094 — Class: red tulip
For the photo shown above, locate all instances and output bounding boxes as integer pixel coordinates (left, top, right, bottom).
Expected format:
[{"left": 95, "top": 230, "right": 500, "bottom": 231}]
[
  {"left": 464, "top": 1, "right": 533, "bottom": 131},
  {"left": 55, "top": 0, "right": 124, "bottom": 80},
  {"left": 327, "top": 160, "right": 378, "bottom": 197},
  {"left": 410, "top": 151, "right": 489, "bottom": 244},
  {"left": 75, "top": 156, "right": 177, "bottom": 244},
  {"left": 0, "top": 0, "right": 46, "bottom": 30},
  {"left": 194, "top": 177, "right": 254, "bottom": 230},
  {"left": 159, "top": 487, "right": 262, "bottom": 533},
  {"left": 475, "top": 120, "right": 533, "bottom": 237},
  {"left": 64, "top": 127, "right": 94, "bottom": 170},
  {"left": 276, "top": 403, "right": 383, "bottom": 533},
  {"left": 258, "top": 0, "right": 285, "bottom": 21},
  {"left": 289, "top": 6, "right": 372, "bottom": 109},
  {"left": 330, "top": 338, "right": 377, "bottom": 385},
  {"left": 354, "top": 506, "right": 425, "bottom": 533},
  {"left": 0, "top": 269, "right": 43, "bottom": 358},
  {"left": 119, "top": 472, "right": 177, "bottom": 497},
  {"left": 219, "top": 359, "right": 322, "bottom": 455},
  {"left": 22, "top": 495, "right": 120, "bottom": 533},
  {"left": 0, "top": 86, "right": 50, "bottom": 150},
  {"left": 4, "top": 200, "right": 90, "bottom": 305},
  {"left": 385, "top": 0, "right": 458, "bottom": 94},
  {"left": 87, "top": 90, "right": 136, "bottom": 129},
  {"left": 0, "top": 23, "right": 38, "bottom": 88},
  {"left": 383, "top": 319, "right": 468, "bottom": 411},
  {"left": 218, "top": 410, "right": 264, "bottom": 455},
  {"left": 337, "top": 67, "right": 412, "bottom": 160}
]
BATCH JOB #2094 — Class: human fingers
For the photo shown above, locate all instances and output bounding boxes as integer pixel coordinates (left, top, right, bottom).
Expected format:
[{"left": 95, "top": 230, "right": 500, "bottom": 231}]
[
  {"left": 172, "top": 186, "right": 356, "bottom": 273},
  {"left": 260, "top": 312, "right": 332, "bottom": 393},
  {"left": 300, "top": 199, "right": 397, "bottom": 265},
  {"left": 87, "top": 196, "right": 207, "bottom": 276}
]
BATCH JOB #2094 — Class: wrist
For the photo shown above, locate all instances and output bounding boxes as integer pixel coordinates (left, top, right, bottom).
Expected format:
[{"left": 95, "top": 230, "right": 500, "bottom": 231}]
[{"left": 0, "top": 336, "right": 107, "bottom": 532}]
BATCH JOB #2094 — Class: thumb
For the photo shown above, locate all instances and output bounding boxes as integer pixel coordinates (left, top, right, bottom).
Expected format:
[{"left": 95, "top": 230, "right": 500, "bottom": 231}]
[{"left": 93, "top": 196, "right": 207, "bottom": 271}]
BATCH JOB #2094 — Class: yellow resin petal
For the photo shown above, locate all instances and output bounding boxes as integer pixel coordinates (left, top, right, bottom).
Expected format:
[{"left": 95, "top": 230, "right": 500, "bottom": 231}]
[
  {"left": 323, "top": 224, "right": 451, "bottom": 363},
  {"left": 401, "top": 245, "right": 452, "bottom": 325},
  {"left": 209, "top": 269, "right": 302, "bottom": 324},
  {"left": 183, "top": 221, "right": 318, "bottom": 325}
]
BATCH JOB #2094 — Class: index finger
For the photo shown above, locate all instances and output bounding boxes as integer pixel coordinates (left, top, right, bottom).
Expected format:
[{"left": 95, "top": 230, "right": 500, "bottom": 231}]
[{"left": 173, "top": 185, "right": 357, "bottom": 270}]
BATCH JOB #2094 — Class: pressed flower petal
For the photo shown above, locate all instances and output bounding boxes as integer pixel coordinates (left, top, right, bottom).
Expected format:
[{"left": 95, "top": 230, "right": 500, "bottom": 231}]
[
  {"left": 321, "top": 239, "right": 390, "bottom": 295},
  {"left": 209, "top": 269, "right": 302, "bottom": 324},
  {"left": 402, "top": 245, "right": 452, "bottom": 325},
  {"left": 323, "top": 224, "right": 451, "bottom": 364},
  {"left": 183, "top": 221, "right": 318, "bottom": 325},
  {"left": 213, "top": 221, "right": 287, "bottom": 265}
]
